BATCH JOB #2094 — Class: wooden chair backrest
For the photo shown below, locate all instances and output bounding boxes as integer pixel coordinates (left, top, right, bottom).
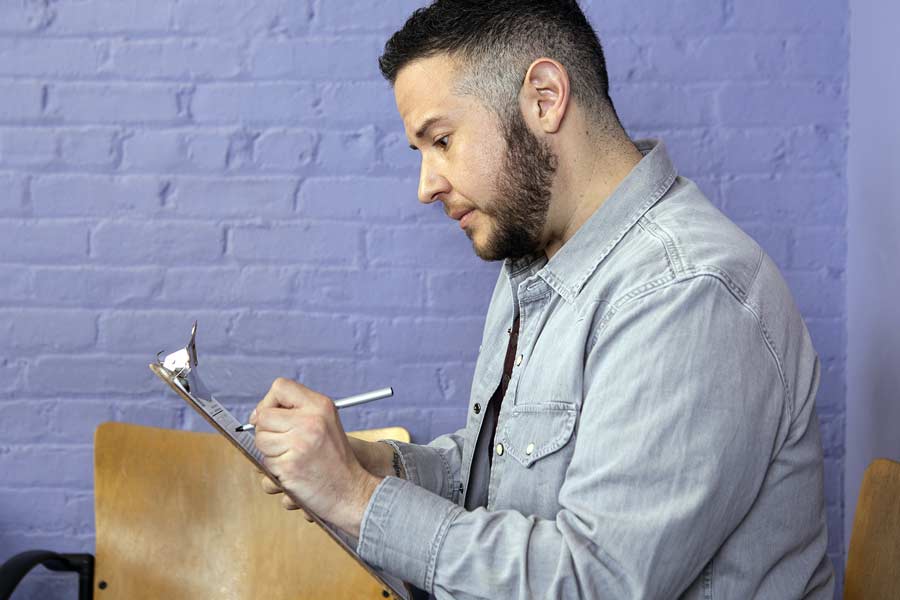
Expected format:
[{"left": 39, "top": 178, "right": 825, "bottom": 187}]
[
  {"left": 93, "top": 421, "right": 410, "bottom": 600},
  {"left": 844, "top": 458, "right": 900, "bottom": 599}
]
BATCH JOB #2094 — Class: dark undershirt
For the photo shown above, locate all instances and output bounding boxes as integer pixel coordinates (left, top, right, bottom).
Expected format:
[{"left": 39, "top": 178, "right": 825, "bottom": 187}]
[{"left": 488, "top": 314, "right": 520, "bottom": 466}]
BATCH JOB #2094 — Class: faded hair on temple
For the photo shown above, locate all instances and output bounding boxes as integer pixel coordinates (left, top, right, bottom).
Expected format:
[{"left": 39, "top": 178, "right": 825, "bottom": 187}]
[{"left": 378, "top": 0, "right": 620, "bottom": 127}]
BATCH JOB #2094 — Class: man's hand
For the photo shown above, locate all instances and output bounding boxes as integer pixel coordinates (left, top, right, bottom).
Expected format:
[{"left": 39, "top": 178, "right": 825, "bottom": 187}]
[{"left": 250, "top": 377, "right": 383, "bottom": 537}]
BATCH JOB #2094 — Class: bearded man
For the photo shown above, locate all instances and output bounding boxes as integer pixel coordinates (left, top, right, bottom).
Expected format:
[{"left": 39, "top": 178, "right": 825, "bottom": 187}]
[{"left": 248, "top": 1, "right": 835, "bottom": 598}]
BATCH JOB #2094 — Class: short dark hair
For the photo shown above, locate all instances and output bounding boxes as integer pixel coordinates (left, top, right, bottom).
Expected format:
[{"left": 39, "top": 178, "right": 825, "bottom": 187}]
[{"left": 379, "top": 0, "right": 617, "bottom": 125}]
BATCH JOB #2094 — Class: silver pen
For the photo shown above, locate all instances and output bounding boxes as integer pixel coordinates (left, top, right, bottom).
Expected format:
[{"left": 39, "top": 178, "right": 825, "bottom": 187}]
[{"left": 234, "top": 386, "right": 393, "bottom": 432}]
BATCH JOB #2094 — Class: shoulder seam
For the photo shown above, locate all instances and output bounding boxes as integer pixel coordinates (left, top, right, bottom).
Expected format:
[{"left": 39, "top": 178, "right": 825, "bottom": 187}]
[{"left": 589, "top": 272, "right": 791, "bottom": 406}]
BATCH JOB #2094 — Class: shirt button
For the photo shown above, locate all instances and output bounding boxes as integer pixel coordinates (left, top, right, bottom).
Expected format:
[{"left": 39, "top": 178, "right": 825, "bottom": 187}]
[
  {"left": 473, "top": 403, "right": 481, "bottom": 415},
  {"left": 525, "top": 442, "right": 535, "bottom": 455},
  {"left": 495, "top": 443, "right": 504, "bottom": 456},
  {"left": 515, "top": 354, "right": 523, "bottom": 366}
]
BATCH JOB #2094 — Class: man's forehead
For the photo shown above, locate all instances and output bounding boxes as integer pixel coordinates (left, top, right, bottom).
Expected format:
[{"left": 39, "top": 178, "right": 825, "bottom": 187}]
[{"left": 393, "top": 55, "right": 463, "bottom": 134}]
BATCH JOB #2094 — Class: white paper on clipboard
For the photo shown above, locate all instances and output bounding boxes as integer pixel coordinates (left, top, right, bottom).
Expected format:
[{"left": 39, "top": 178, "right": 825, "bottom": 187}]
[{"left": 150, "top": 322, "right": 410, "bottom": 600}]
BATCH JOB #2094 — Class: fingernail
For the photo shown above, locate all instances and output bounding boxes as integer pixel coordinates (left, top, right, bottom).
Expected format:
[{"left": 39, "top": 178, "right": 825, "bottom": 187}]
[{"left": 250, "top": 409, "right": 257, "bottom": 423}]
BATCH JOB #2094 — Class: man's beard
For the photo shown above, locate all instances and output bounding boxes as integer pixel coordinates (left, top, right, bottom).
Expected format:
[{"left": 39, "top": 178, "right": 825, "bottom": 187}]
[{"left": 471, "top": 108, "right": 558, "bottom": 261}]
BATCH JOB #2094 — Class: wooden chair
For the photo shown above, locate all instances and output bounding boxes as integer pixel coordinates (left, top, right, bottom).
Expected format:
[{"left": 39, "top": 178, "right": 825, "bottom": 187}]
[
  {"left": 1, "top": 422, "right": 410, "bottom": 600},
  {"left": 844, "top": 458, "right": 900, "bottom": 599}
]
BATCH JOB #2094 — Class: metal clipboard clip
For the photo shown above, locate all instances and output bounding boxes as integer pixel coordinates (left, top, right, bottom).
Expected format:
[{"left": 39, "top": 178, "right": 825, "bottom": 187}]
[{"left": 153, "top": 320, "right": 217, "bottom": 409}]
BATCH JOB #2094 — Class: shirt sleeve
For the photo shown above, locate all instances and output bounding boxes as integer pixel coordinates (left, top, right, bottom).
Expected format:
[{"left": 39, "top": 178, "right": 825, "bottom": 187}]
[
  {"left": 357, "top": 275, "right": 792, "bottom": 598},
  {"left": 381, "top": 427, "right": 466, "bottom": 502}
]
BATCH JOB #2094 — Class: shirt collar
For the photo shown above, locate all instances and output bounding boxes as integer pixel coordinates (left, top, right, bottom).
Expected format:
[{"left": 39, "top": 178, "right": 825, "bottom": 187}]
[{"left": 505, "top": 139, "right": 677, "bottom": 303}]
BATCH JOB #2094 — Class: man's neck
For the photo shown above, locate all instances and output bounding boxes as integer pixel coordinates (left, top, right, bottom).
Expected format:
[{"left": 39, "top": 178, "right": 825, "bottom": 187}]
[{"left": 543, "top": 134, "right": 644, "bottom": 259}]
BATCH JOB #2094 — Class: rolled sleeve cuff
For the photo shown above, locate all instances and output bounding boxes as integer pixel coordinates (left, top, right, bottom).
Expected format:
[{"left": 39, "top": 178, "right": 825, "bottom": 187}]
[
  {"left": 357, "top": 476, "right": 462, "bottom": 592},
  {"left": 381, "top": 440, "right": 458, "bottom": 501}
]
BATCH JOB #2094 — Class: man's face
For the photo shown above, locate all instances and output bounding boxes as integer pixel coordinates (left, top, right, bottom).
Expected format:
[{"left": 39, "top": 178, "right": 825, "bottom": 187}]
[{"left": 394, "top": 55, "right": 557, "bottom": 261}]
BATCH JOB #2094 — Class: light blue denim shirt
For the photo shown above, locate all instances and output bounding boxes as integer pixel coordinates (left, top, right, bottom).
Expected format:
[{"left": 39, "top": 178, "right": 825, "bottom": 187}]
[{"left": 357, "top": 140, "right": 835, "bottom": 599}]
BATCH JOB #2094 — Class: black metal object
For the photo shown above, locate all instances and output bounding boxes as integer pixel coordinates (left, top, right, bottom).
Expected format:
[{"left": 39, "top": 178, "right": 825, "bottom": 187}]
[{"left": 0, "top": 550, "right": 94, "bottom": 600}]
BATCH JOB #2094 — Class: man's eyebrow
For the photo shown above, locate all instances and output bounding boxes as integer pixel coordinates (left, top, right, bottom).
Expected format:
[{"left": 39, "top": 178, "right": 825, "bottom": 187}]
[{"left": 408, "top": 116, "right": 444, "bottom": 150}]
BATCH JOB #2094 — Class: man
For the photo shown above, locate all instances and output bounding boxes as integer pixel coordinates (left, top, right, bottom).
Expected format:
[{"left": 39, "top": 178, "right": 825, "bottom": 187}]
[{"left": 249, "top": 1, "right": 835, "bottom": 597}]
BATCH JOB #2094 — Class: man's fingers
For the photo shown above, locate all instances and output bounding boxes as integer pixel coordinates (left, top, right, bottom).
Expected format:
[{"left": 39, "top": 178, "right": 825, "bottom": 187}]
[
  {"left": 250, "top": 377, "right": 325, "bottom": 425},
  {"left": 253, "top": 431, "right": 293, "bottom": 457},
  {"left": 253, "top": 407, "right": 301, "bottom": 433},
  {"left": 260, "top": 475, "right": 282, "bottom": 495},
  {"left": 281, "top": 495, "right": 300, "bottom": 510}
]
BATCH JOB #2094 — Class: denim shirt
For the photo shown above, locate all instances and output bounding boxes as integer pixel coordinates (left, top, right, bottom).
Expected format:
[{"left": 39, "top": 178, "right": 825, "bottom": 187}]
[{"left": 357, "top": 140, "right": 835, "bottom": 599}]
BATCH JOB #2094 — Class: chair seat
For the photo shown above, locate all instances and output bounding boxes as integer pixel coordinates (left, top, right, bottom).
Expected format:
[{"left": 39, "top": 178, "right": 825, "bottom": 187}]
[{"left": 93, "top": 422, "right": 409, "bottom": 599}]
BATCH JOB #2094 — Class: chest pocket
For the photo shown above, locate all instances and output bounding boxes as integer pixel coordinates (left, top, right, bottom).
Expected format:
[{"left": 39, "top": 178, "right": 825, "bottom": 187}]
[{"left": 498, "top": 402, "right": 577, "bottom": 468}]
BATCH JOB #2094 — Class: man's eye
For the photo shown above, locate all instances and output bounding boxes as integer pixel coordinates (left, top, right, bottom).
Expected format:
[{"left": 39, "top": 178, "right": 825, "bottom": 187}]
[{"left": 435, "top": 135, "right": 450, "bottom": 149}]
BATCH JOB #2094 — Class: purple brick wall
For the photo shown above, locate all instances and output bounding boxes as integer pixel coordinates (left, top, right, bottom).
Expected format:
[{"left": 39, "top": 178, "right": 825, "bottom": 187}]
[{"left": 0, "top": 1, "right": 848, "bottom": 597}]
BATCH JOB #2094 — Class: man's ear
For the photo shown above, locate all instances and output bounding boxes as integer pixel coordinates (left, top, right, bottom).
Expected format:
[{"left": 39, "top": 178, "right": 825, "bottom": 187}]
[{"left": 520, "top": 58, "right": 570, "bottom": 134}]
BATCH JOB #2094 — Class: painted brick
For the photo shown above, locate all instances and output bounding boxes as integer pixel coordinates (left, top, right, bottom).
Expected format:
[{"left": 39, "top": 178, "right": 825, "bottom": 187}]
[
  {"left": 231, "top": 311, "right": 360, "bottom": 356},
  {"left": 0, "top": 1, "right": 55, "bottom": 33},
  {"left": 585, "top": 0, "right": 725, "bottom": 33},
  {"left": 91, "top": 221, "right": 224, "bottom": 264},
  {"left": 741, "top": 224, "right": 791, "bottom": 269},
  {"left": 805, "top": 318, "right": 847, "bottom": 367},
  {"left": 317, "top": 82, "right": 400, "bottom": 123},
  {"left": 49, "top": 0, "right": 173, "bottom": 34},
  {"left": 49, "top": 83, "right": 185, "bottom": 124},
  {"left": 173, "top": 0, "right": 313, "bottom": 36},
  {"left": 0, "top": 358, "right": 25, "bottom": 395},
  {"left": 230, "top": 223, "right": 363, "bottom": 266},
  {"left": 255, "top": 129, "right": 317, "bottom": 171},
  {"left": 371, "top": 317, "right": 484, "bottom": 362},
  {"left": 0, "top": 309, "right": 97, "bottom": 352},
  {"left": 251, "top": 37, "right": 383, "bottom": 80},
  {"left": 0, "top": 127, "right": 57, "bottom": 167},
  {"left": 26, "top": 355, "right": 159, "bottom": 396},
  {"left": 32, "top": 267, "right": 164, "bottom": 306},
  {"left": 0, "top": 81, "right": 44, "bottom": 121},
  {"left": 187, "top": 131, "right": 231, "bottom": 171},
  {"left": 0, "top": 265, "right": 31, "bottom": 303},
  {"left": 816, "top": 363, "right": 846, "bottom": 413},
  {"left": 718, "top": 82, "right": 846, "bottom": 127},
  {"left": 819, "top": 412, "right": 845, "bottom": 458},
  {"left": 109, "top": 39, "right": 243, "bottom": 80},
  {"left": 0, "top": 38, "right": 103, "bottom": 77},
  {"left": 316, "top": 127, "right": 378, "bottom": 174},
  {"left": 312, "top": 0, "right": 420, "bottom": 32},
  {"left": 723, "top": 175, "right": 846, "bottom": 226},
  {"left": 785, "top": 269, "right": 846, "bottom": 319},
  {"left": 167, "top": 177, "right": 297, "bottom": 217},
  {"left": 122, "top": 129, "right": 187, "bottom": 171},
  {"left": 614, "top": 83, "right": 717, "bottom": 129},
  {"left": 161, "top": 266, "right": 295, "bottom": 307},
  {"left": 378, "top": 130, "right": 419, "bottom": 172},
  {"left": 729, "top": 0, "right": 846, "bottom": 32},
  {"left": 0, "top": 445, "right": 94, "bottom": 489},
  {"left": 788, "top": 125, "right": 847, "bottom": 173},
  {"left": 367, "top": 224, "right": 483, "bottom": 270},
  {"left": 98, "top": 310, "right": 235, "bottom": 355},
  {"left": 298, "top": 177, "right": 417, "bottom": 221},
  {"left": 0, "top": 222, "right": 89, "bottom": 263},
  {"left": 646, "top": 35, "right": 786, "bottom": 82},
  {"left": 0, "top": 172, "right": 27, "bottom": 215},
  {"left": 787, "top": 35, "right": 849, "bottom": 79},
  {"left": 426, "top": 269, "right": 499, "bottom": 314},
  {"left": 59, "top": 128, "right": 121, "bottom": 168},
  {"left": 791, "top": 227, "right": 847, "bottom": 270},
  {"left": 31, "top": 174, "right": 161, "bottom": 216},
  {"left": 294, "top": 268, "right": 426, "bottom": 310},
  {"left": 0, "top": 400, "right": 58, "bottom": 444},
  {"left": 193, "top": 83, "right": 317, "bottom": 125},
  {"left": 717, "top": 128, "right": 787, "bottom": 174}
]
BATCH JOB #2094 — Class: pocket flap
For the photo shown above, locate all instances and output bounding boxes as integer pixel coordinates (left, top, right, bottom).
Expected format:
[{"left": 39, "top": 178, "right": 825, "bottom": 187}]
[{"left": 498, "top": 402, "right": 577, "bottom": 468}]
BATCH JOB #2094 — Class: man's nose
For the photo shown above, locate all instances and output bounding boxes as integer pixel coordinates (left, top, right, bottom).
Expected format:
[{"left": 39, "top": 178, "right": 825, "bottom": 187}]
[{"left": 418, "top": 160, "right": 450, "bottom": 205}]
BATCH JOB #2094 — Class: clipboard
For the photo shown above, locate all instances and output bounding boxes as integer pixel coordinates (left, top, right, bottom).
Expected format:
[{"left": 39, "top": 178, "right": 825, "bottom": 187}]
[{"left": 149, "top": 322, "right": 410, "bottom": 600}]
